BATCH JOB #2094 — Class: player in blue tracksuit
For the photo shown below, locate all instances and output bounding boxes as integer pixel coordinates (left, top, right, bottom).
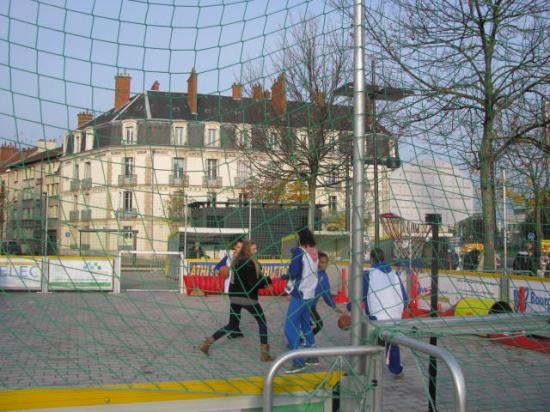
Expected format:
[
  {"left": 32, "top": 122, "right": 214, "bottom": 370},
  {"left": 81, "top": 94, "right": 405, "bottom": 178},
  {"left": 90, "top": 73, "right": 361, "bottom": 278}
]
[
  {"left": 311, "top": 252, "right": 342, "bottom": 335},
  {"left": 283, "top": 228, "right": 319, "bottom": 374},
  {"left": 346, "top": 248, "right": 408, "bottom": 379}
]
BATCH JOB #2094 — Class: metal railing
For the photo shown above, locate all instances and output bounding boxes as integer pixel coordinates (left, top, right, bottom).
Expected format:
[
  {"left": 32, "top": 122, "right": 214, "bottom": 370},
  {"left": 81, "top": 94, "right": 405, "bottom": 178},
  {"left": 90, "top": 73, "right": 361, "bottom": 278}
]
[
  {"left": 262, "top": 345, "right": 384, "bottom": 412},
  {"left": 80, "top": 178, "right": 92, "bottom": 190},
  {"left": 379, "top": 331, "right": 466, "bottom": 412},
  {"left": 263, "top": 336, "right": 466, "bottom": 412},
  {"left": 169, "top": 174, "right": 189, "bottom": 187},
  {"left": 69, "top": 210, "right": 79, "bottom": 221},
  {"left": 202, "top": 175, "right": 222, "bottom": 188},
  {"left": 118, "top": 174, "right": 137, "bottom": 186}
]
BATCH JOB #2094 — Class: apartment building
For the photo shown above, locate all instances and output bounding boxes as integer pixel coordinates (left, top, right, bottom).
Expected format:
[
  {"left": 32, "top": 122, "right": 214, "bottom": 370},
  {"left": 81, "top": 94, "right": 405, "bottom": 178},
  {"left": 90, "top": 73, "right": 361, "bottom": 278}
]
[
  {"left": 0, "top": 141, "right": 61, "bottom": 254},
  {"left": 1, "top": 70, "right": 400, "bottom": 257}
]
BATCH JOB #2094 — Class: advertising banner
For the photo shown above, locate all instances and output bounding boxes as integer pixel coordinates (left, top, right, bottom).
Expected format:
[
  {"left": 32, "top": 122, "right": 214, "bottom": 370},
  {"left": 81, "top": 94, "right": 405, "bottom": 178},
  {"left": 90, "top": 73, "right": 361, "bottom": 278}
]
[
  {"left": 509, "top": 276, "right": 550, "bottom": 313},
  {"left": 414, "top": 271, "right": 501, "bottom": 310},
  {"left": 48, "top": 257, "right": 114, "bottom": 291},
  {"left": 0, "top": 257, "right": 43, "bottom": 290}
]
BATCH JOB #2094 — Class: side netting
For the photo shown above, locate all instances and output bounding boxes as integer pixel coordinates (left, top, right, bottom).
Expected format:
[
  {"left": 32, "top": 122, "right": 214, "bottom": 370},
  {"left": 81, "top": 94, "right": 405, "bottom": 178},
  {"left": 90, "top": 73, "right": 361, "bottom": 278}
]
[{"left": 1, "top": 1, "right": 549, "bottom": 411}]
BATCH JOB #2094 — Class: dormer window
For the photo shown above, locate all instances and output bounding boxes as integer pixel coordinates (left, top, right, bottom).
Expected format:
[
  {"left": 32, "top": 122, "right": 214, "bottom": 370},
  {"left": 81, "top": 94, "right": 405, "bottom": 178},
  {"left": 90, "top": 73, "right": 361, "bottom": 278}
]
[
  {"left": 172, "top": 123, "right": 187, "bottom": 145},
  {"left": 205, "top": 125, "right": 219, "bottom": 147},
  {"left": 85, "top": 128, "right": 94, "bottom": 151},
  {"left": 74, "top": 133, "right": 82, "bottom": 153},
  {"left": 122, "top": 121, "right": 137, "bottom": 145},
  {"left": 238, "top": 126, "right": 250, "bottom": 147}
]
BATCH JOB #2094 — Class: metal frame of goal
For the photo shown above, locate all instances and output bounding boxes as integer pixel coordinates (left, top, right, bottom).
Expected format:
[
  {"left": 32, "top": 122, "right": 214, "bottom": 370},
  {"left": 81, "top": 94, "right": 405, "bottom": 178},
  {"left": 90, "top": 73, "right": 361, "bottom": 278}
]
[{"left": 113, "top": 250, "right": 185, "bottom": 294}]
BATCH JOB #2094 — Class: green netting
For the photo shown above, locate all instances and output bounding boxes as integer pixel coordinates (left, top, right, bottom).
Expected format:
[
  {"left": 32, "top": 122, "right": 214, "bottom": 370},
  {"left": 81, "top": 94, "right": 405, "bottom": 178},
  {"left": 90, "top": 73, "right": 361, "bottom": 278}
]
[{"left": 0, "top": 1, "right": 549, "bottom": 411}]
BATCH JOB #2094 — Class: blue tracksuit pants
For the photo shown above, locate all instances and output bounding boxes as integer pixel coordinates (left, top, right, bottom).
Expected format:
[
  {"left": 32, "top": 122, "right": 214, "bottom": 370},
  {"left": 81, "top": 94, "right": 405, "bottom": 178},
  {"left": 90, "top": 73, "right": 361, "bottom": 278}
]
[
  {"left": 386, "top": 343, "right": 403, "bottom": 374},
  {"left": 284, "top": 296, "right": 315, "bottom": 366}
]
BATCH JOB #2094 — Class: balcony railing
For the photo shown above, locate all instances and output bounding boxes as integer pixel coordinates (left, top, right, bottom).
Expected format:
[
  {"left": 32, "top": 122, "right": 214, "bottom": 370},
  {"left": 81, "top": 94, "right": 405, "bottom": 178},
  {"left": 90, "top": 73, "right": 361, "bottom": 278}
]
[
  {"left": 234, "top": 176, "right": 250, "bottom": 188},
  {"left": 202, "top": 175, "right": 223, "bottom": 188},
  {"left": 116, "top": 208, "right": 138, "bottom": 219},
  {"left": 69, "top": 210, "right": 79, "bottom": 221},
  {"left": 80, "top": 178, "right": 92, "bottom": 190},
  {"left": 70, "top": 180, "right": 80, "bottom": 191},
  {"left": 169, "top": 174, "right": 190, "bottom": 187},
  {"left": 118, "top": 174, "right": 137, "bottom": 186},
  {"left": 81, "top": 209, "right": 92, "bottom": 220}
]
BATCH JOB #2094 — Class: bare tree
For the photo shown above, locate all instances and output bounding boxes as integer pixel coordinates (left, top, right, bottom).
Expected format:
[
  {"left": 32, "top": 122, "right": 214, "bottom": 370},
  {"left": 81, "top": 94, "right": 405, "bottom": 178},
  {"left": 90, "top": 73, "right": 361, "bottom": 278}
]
[
  {"left": 238, "top": 17, "right": 352, "bottom": 230},
  {"left": 335, "top": 0, "right": 550, "bottom": 269}
]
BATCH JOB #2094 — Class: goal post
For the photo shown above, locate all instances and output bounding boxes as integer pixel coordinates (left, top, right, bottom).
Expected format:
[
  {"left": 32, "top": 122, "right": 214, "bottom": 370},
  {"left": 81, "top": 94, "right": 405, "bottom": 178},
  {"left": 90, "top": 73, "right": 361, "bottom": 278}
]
[{"left": 114, "top": 250, "right": 185, "bottom": 294}]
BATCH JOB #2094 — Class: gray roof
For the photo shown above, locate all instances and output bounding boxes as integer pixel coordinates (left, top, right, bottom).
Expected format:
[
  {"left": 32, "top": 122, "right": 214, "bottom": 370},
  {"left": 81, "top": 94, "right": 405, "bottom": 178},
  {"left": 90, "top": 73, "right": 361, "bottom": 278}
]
[{"left": 78, "top": 91, "right": 354, "bottom": 131}]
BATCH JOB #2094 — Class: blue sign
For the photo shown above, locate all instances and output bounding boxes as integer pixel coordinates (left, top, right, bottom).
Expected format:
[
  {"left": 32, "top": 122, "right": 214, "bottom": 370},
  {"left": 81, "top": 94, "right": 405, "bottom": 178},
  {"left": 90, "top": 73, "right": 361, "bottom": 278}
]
[
  {"left": 65, "top": 232, "right": 71, "bottom": 238},
  {"left": 527, "top": 232, "right": 536, "bottom": 241}
]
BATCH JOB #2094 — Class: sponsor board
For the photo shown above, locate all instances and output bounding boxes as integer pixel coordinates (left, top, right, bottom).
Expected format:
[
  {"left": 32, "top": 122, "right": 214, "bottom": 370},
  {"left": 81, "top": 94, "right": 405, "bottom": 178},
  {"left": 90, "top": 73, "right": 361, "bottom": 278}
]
[
  {"left": 48, "top": 257, "right": 114, "bottom": 290},
  {"left": 415, "top": 271, "right": 500, "bottom": 306},
  {"left": 186, "top": 259, "right": 289, "bottom": 278},
  {"left": 510, "top": 277, "right": 550, "bottom": 313},
  {"left": 0, "top": 257, "right": 43, "bottom": 290}
]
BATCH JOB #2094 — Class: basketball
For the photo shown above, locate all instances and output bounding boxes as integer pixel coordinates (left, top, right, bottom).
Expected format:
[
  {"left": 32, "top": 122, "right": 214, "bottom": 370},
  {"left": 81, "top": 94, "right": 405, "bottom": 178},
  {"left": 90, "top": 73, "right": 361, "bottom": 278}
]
[
  {"left": 338, "top": 312, "right": 351, "bottom": 330},
  {"left": 218, "top": 266, "right": 230, "bottom": 279}
]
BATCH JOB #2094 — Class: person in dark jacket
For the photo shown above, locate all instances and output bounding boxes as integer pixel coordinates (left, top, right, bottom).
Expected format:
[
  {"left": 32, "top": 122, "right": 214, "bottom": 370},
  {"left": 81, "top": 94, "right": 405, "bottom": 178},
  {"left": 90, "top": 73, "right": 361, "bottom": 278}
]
[{"left": 199, "top": 240, "right": 273, "bottom": 361}]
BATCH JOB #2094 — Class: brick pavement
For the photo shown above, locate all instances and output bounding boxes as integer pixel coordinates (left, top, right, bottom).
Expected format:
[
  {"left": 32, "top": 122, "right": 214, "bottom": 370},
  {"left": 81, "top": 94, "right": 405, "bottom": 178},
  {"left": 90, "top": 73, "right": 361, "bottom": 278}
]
[{"left": 0, "top": 292, "right": 549, "bottom": 411}]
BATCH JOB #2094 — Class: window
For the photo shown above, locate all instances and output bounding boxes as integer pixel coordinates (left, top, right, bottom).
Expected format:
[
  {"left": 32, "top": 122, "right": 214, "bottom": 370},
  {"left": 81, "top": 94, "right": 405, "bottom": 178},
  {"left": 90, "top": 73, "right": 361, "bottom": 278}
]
[
  {"left": 173, "top": 126, "right": 186, "bottom": 145},
  {"left": 237, "top": 161, "right": 250, "bottom": 177},
  {"left": 329, "top": 196, "right": 337, "bottom": 213},
  {"left": 84, "top": 162, "right": 91, "bottom": 179},
  {"left": 122, "top": 226, "right": 133, "bottom": 240},
  {"left": 207, "top": 192, "right": 217, "bottom": 206},
  {"left": 74, "top": 134, "right": 81, "bottom": 153},
  {"left": 207, "top": 128, "right": 217, "bottom": 147},
  {"left": 123, "top": 157, "right": 134, "bottom": 176},
  {"left": 73, "top": 164, "right": 79, "bottom": 180},
  {"left": 122, "top": 191, "right": 133, "bottom": 211},
  {"left": 238, "top": 128, "right": 249, "bottom": 147},
  {"left": 85, "top": 129, "right": 94, "bottom": 151},
  {"left": 267, "top": 129, "right": 278, "bottom": 149},
  {"left": 207, "top": 159, "right": 218, "bottom": 179},
  {"left": 73, "top": 195, "right": 78, "bottom": 211},
  {"left": 173, "top": 158, "right": 185, "bottom": 177},
  {"left": 123, "top": 125, "right": 136, "bottom": 145},
  {"left": 84, "top": 194, "right": 90, "bottom": 208},
  {"left": 329, "top": 170, "right": 339, "bottom": 185}
]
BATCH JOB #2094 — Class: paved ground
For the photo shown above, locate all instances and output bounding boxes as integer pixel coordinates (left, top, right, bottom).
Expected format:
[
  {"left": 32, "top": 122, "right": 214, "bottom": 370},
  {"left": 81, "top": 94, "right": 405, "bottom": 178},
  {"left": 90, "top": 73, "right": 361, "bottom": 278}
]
[{"left": 1, "top": 291, "right": 549, "bottom": 411}]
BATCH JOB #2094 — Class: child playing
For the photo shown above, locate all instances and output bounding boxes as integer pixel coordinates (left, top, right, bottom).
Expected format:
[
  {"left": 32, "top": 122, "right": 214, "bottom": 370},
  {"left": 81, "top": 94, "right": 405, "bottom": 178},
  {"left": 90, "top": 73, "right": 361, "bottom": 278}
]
[{"left": 311, "top": 252, "right": 342, "bottom": 336}]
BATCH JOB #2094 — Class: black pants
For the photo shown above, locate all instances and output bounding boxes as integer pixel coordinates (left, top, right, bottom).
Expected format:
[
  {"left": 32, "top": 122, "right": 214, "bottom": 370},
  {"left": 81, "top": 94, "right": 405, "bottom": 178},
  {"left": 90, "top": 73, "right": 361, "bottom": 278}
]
[
  {"left": 310, "top": 304, "right": 323, "bottom": 336},
  {"left": 212, "top": 303, "right": 269, "bottom": 344}
]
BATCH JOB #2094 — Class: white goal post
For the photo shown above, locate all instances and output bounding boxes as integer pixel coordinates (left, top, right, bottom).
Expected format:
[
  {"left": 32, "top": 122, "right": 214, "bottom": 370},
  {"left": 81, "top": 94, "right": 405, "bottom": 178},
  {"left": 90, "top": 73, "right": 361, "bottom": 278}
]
[{"left": 114, "top": 250, "right": 186, "bottom": 294}]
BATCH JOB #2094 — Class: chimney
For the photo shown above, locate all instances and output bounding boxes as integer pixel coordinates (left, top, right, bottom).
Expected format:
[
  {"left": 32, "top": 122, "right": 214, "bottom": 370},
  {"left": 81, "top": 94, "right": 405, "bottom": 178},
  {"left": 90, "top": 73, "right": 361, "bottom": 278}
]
[
  {"left": 36, "top": 139, "right": 59, "bottom": 152},
  {"left": 252, "top": 84, "right": 263, "bottom": 100},
  {"left": 114, "top": 72, "right": 131, "bottom": 110},
  {"left": 151, "top": 80, "right": 160, "bottom": 91},
  {"left": 0, "top": 145, "right": 18, "bottom": 162},
  {"left": 232, "top": 83, "right": 242, "bottom": 100},
  {"left": 77, "top": 111, "right": 93, "bottom": 127},
  {"left": 187, "top": 68, "right": 198, "bottom": 115},
  {"left": 271, "top": 73, "right": 286, "bottom": 115}
]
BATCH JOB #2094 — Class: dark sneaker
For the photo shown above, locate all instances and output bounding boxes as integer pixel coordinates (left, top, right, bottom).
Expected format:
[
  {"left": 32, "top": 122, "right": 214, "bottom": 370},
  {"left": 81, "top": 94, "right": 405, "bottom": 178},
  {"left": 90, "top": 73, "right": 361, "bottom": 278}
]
[
  {"left": 284, "top": 363, "right": 305, "bottom": 374},
  {"left": 394, "top": 372, "right": 404, "bottom": 381},
  {"left": 227, "top": 331, "right": 244, "bottom": 339},
  {"left": 305, "top": 357, "right": 320, "bottom": 366}
]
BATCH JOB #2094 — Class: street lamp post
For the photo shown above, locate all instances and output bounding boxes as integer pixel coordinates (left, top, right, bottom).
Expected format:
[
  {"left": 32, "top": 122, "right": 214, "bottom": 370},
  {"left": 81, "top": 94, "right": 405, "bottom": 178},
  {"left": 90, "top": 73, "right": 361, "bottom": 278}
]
[
  {"left": 43, "top": 191, "right": 49, "bottom": 258},
  {"left": 335, "top": 76, "right": 413, "bottom": 244}
]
